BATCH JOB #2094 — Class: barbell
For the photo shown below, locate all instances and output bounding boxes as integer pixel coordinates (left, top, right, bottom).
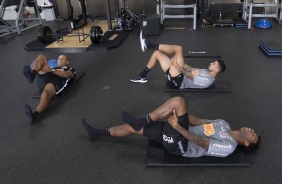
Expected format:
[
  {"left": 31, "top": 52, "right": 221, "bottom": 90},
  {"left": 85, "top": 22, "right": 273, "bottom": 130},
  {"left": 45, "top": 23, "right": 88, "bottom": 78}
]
[{"left": 37, "top": 25, "right": 104, "bottom": 44}]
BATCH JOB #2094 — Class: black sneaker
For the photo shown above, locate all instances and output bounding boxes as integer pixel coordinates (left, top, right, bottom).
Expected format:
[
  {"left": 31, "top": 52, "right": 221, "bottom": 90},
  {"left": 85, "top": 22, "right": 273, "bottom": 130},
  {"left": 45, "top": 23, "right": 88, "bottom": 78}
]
[
  {"left": 140, "top": 30, "right": 147, "bottom": 52},
  {"left": 23, "top": 65, "right": 36, "bottom": 83},
  {"left": 81, "top": 118, "right": 97, "bottom": 141},
  {"left": 130, "top": 75, "right": 147, "bottom": 83},
  {"left": 24, "top": 104, "right": 37, "bottom": 125}
]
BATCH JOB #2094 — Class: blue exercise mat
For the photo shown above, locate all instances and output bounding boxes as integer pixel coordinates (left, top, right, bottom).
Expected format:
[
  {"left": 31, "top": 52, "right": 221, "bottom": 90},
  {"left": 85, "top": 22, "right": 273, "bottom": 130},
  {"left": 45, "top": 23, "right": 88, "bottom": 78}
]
[{"left": 259, "top": 40, "right": 282, "bottom": 53}]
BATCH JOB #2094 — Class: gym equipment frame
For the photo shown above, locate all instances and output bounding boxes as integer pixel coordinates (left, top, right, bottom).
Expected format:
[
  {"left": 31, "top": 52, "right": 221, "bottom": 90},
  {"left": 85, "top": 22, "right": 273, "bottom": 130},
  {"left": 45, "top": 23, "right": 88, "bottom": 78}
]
[
  {"left": 0, "top": 0, "right": 42, "bottom": 38},
  {"left": 156, "top": 0, "right": 197, "bottom": 30},
  {"left": 104, "top": 0, "right": 139, "bottom": 31},
  {"left": 242, "top": 0, "right": 282, "bottom": 29}
]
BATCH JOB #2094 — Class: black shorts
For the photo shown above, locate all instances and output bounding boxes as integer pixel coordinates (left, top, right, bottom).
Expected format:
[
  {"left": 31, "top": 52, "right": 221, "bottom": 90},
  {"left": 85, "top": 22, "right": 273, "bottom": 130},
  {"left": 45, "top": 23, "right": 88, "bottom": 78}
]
[
  {"left": 143, "top": 121, "right": 166, "bottom": 143},
  {"left": 143, "top": 113, "right": 189, "bottom": 156},
  {"left": 165, "top": 68, "right": 184, "bottom": 89},
  {"left": 35, "top": 73, "right": 73, "bottom": 95}
]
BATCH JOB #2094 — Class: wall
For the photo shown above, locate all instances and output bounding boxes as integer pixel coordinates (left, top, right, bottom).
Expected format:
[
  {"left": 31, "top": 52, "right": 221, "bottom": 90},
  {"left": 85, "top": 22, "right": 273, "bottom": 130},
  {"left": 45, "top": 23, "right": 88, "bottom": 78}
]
[
  {"left": 54, "top": 0, "right": 277, "bottom": 20},
  {"left": 55, "top": 0, "right": 156, "bottom": 19}
]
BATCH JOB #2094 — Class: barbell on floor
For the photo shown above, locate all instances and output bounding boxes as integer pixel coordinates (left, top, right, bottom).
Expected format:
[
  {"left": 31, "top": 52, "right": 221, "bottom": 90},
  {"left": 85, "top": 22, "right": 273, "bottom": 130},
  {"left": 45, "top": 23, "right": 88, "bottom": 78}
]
[{"left": 37, "top": 25, "right": 104, "bottom": 44}]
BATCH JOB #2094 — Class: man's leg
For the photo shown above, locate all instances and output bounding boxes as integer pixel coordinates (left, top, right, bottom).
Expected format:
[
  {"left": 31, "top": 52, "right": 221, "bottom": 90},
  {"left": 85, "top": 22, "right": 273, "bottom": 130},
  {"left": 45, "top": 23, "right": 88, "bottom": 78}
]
[
  {"left": 32, "top": 54, "right": 51, "bottom": 74},
  {"left": 130, "top": 50, "right": 177, "bottom": 83},
  {"left": 23, "top": 54, "right": 51, "bottom": 83},
  {"left": 81, "top": 118, "right": 143, "bottom": 141},
  {"left": 122, "top": 96, "right": 188, "bottom": 131},
  {"left": 24, "top": 83, "right": 56, "bottom": 125}
]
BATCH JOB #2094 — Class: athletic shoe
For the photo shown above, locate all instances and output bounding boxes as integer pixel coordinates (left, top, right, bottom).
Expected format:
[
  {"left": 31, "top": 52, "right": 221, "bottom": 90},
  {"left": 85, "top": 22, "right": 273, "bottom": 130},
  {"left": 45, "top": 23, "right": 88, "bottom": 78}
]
[
  {"left": 81, "top": 118, "right": 98, "bottom": 141},
  {"left": 24, "top": 104, "right": 37, "bottom": 125},
  {"left": 140, "top": 30, "right": 147, "bottom": 52},
  {"left": 130, "top": 75, "right": 147, "bottom": 83},
  {"left": 23, "top": 65, "right": 36, "bottom": 83}
]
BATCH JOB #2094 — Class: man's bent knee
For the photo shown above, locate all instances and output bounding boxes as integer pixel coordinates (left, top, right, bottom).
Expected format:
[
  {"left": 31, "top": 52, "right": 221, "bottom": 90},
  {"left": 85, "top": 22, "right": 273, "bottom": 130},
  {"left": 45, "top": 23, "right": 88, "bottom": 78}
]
[
  {"left": 41, "top": 90, "right": 55, "bottom": 101},
  {"left": 174, "top": 45, "right": 183, "bottom": 55},
  {"left": 169, "top": 96, "right": 186, "bottom": 109},
  {"left": 41, "top": 84, "right": 56, "bottom": 100}
]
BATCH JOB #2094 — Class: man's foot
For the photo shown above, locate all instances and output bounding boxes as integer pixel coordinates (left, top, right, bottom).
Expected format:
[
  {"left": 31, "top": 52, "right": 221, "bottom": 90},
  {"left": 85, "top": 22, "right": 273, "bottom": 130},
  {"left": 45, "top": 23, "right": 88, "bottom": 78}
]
[
  {"left": 81, "top": 118, "right": 98, "bottom": 141},
  {"left": 24, "top": 104, "right": 37, "bottom": 125},
  {"left": 121, "top": 111, "right": 148, "bottom": 131},
  {"left": 130, "top": 75, "right": 147, "bottom": 83},
  {"left": 23, "top": 65, "right": 36, "bottom": 83},
  {"left": 140, "top": 30, "right": 147, "bottom": 52},
  {"left": 121, "top": 110, "right": 136, "bottom": 124}
]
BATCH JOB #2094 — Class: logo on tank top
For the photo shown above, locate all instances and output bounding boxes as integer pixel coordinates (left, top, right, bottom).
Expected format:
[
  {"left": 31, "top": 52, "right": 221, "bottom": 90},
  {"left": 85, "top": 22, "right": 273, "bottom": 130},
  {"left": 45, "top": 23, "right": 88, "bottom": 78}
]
[
  {"left": 219, "top": 131, "right": 230, "bottom": 139},
  {"left": 204, "top": 124, "right": 215, "bottom": 136},
  {"left": 163, "top": 135, "right": 174, "bottom": 143},
  {"left": 191, "top": 70, "right": 199, "bottom": 76}
]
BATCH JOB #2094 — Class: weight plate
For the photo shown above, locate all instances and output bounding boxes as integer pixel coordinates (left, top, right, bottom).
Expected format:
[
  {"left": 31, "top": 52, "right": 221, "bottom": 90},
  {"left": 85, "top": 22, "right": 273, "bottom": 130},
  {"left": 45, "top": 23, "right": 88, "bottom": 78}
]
[
  {"left": 37, "top": 26, "right": 53, "bottom": 43},
  {"left": 90, "top": 26, "right": 103, "bottom": 44}
]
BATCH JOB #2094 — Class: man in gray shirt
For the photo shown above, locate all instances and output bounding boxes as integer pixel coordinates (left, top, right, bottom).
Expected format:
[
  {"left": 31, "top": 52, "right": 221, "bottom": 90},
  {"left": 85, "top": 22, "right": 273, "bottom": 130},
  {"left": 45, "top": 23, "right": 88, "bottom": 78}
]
[
  {"left": 81, "top": 97, "right": 261, "bottom": 158},
  {"left": 130, "top": 31, "right": 226, "bottom": 89}
]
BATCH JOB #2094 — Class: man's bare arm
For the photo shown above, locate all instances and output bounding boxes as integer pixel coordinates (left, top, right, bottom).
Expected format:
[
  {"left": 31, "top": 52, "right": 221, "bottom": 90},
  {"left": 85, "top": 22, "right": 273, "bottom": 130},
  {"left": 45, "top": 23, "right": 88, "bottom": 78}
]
[
  {"left": 171, "top": 58, "right": 194, "bottom": 80},
  {"left": 189, "top": 115, "right": 209, "bottom": 126},
  {"left": 183, "top": 63, "right": 195, "bottom": 71},
  {"left": 52, "top": 70, "right": 74, "bottom": 78},
  {"left": 173, "top": 124, "right": 210, "bottom": 150},
  {"left": 168, "top": 110, "right": 210, "bottom": 150}
]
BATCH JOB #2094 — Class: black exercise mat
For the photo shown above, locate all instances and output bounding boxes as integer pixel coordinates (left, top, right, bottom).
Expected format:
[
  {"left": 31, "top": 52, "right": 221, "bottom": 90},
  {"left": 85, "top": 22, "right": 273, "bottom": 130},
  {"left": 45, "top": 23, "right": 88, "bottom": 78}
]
[
  {"left": 183, "top": 49, "right": 221, "bottom": 58},
  {"left": 32, "top": 73, "right": 85, "bottom": 99},
  {"left": 88, "top": 31, "right": 129, "bottom": 50},
  {"left": 259, "top": 40, "right": 282, "bottom": 53},
  {"left": 146, "top": 140, "right": 250, "bottom": 167},
  {"left": 233, "top": 18, "right": 247, "bottom": 28},
  {"left": 165, "top": 79, "right": 230, "bottom": 92},
  {"left": 44, "top": 47, "right": 88, "bottom": 53},
  {"left": 23, "top": 39, "right": 50, "bottom": 51}
]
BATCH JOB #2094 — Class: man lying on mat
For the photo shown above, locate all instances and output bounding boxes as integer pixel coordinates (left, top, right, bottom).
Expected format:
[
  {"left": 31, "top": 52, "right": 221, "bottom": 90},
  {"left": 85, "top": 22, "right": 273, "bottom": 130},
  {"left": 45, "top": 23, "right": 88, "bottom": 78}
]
[
  {"left": 81, "top": 96, "right": 261, "bottom": 158},
  {"left": 130, "top": 31, "right": 226, "bottom": 89},
  {"left": 23, "top": 54, "right": 76, "bottom": 125}
]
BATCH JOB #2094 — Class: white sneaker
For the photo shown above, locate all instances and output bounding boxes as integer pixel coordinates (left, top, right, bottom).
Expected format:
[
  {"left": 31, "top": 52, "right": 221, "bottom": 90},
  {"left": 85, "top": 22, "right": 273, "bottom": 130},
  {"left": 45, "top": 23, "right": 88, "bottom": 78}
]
[
  {"left": 130, "top": 75, "right": 147, "bottom": 83},
  {"left": 140, "top": 30, "right": 147, "bottom": 52}
]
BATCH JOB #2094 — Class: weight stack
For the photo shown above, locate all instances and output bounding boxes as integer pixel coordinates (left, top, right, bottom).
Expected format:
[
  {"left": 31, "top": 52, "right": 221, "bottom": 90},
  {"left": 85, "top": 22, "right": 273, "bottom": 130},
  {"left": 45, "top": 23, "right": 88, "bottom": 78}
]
[{"left": 140, "top": 14, "right": 161, "bottom": 36}]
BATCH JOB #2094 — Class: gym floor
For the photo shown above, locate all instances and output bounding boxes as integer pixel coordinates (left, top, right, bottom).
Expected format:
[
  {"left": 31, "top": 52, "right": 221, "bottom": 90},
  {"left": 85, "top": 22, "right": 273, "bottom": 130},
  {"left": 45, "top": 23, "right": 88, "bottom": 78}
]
[{"left": 1, "top": 19, "right": 282, "bottom": 184}]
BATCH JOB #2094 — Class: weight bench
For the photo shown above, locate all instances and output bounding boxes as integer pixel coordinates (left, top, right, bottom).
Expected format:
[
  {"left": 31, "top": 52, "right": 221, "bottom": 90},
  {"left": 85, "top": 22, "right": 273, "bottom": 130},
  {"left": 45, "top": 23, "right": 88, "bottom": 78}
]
[
  {"left": 32, "top": 72, "right": 85, "bottom": 99},
  {"left": 146, "top": 140, "right": 250, "bottom": 167},
  {"left": 165, "top": 79, "right": 230, "bottom": 92},
  {"left": 259, "top": 40, "right": 282, "bottom": 56}
]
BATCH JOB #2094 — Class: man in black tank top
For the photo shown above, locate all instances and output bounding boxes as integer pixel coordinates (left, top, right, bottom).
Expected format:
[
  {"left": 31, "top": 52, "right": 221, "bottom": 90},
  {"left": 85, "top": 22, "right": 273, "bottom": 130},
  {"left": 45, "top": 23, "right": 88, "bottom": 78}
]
[{"left": 23, "top": 54, "right": 76, "bottom": 125}]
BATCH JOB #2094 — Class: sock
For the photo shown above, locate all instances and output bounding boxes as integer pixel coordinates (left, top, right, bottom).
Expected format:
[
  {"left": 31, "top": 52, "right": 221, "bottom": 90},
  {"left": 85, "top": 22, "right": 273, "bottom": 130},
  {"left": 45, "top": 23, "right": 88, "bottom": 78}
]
[
  {"left": 23, "top": 65, "right": 36, "bottom": 83},
  {"left": 146, "top": 40, "right": 159, "bottom": 50},
  {"left": 24, "top": 104, "right": 39, "bottom": 125},
  {"left": 81, "top": 118, "right": 110, "bottom": 141},
  {"left": 121, "top": 111, "right": 153, "bottom": 131},
  {"left": 139, "top": 67, "right": 151, "bottom": 78}
]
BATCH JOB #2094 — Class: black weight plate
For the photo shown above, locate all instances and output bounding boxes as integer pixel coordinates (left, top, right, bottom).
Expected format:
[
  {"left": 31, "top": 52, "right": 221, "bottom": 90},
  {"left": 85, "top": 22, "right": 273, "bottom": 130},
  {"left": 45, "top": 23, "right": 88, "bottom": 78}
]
[
  {"left": 37, "top": 26, "right": 53, "bottom": 43},
  {"left": 90, "top": 26, "right": 103, "bottom": 44}
]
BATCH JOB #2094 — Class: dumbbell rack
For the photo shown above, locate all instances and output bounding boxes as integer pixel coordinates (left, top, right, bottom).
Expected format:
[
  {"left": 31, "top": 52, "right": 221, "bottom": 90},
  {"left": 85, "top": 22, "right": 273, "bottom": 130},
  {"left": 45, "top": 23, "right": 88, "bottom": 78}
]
[
  {"left": 242, "top": 0, "right": 282, "bottom": 29},
  {"left": 156, "top": 0, "right": 197, "bottom": 30}
]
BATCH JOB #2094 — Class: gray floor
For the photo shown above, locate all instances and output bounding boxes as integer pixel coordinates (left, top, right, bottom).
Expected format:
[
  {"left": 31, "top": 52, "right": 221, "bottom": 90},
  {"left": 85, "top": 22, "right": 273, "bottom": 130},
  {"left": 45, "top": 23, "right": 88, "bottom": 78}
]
[{"left": 1, "top": 19, "right": 282, "bottom": 184}]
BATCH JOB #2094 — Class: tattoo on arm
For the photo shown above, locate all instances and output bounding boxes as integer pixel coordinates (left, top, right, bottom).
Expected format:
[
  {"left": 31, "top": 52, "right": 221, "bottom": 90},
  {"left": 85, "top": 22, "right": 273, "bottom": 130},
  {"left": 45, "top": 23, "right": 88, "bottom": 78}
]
[
  {"left": 183, "top": 64, "right": 194, "bottom": 71},
  {"left": 179, "top": 68, "right": 194, "bottom": 80},
  {"left": 174, "top": 124, "right": 210, "bottom": 150}
]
